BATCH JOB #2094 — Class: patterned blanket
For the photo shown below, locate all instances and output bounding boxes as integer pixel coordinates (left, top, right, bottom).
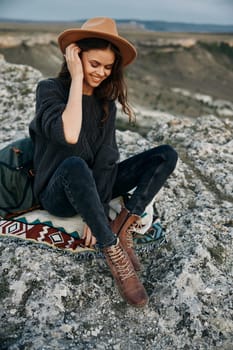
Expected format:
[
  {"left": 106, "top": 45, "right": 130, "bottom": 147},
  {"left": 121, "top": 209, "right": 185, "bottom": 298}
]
[{"left": 0, "top": 198, "right": 166, "bottom": 259}]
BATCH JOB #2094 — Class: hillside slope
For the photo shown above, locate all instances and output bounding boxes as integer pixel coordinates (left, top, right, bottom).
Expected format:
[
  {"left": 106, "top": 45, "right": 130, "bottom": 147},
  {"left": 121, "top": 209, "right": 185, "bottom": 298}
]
[
  {"left": 128, "top": 38, "right": 233, "bottom": 114},
  {"left": 0, "top": 28, "right": 232, "bottom": 117}
]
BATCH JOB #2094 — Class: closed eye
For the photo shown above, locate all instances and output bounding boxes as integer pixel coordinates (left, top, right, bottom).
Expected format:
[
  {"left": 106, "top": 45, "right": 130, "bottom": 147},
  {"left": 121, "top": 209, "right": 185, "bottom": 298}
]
[
  {"left": 90, "top": 61, "right": 98, "bottom": 68},
  {"left": 90, "top": 61, "right": 113, "bottom": 70},
  {"left": 105, "top": 64, "right": 113, "bottom": 70}
]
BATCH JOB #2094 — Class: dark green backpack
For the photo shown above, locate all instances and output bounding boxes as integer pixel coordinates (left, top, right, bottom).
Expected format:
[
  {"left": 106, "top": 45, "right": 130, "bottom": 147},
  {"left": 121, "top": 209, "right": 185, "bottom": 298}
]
[{"left": 0, "top": 138, "right": 39, "bottom": 218}]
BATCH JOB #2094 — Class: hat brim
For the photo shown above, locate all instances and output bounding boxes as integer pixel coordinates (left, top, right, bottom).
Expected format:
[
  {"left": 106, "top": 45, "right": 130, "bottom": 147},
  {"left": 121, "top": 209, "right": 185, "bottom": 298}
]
[{"left": 58, "top": 29, "right": 137, "bottom": 66}]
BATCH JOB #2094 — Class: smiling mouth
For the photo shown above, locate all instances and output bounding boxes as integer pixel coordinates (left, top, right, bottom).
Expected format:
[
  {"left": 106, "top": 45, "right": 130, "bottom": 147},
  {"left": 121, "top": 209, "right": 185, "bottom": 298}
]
[{"left": 92, "top": 76, "right": 102, "bottom": 83}]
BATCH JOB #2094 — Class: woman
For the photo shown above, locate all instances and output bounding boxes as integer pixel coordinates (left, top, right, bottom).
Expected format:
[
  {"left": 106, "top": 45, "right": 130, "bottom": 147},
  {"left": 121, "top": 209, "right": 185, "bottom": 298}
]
[{"left": 29, "top": 17, "right": 178, "bottom": 308}]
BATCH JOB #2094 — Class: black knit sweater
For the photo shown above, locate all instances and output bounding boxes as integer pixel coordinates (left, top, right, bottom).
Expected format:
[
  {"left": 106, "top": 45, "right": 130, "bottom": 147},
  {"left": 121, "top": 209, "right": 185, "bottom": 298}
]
[{"left": 29, "top": 78, "right": 119, "bottom": 214}]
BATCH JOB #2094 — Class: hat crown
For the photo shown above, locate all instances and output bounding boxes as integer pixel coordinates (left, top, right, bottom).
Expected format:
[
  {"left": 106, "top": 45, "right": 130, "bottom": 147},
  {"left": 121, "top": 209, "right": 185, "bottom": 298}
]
[
  {"left": 81, "top": 17, "right": 119, "bottom": 37},
  {"left": 58, "top": 17, "right": 137, "bottom": 66}
]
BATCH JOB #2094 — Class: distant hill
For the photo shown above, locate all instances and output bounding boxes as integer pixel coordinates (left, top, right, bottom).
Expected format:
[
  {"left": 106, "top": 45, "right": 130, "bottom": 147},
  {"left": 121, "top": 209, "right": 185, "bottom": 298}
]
[
  {"left": 116, "top": 19, "right": 233, "bottom": 33},
  {"left": 0, "top": 18, "right": 233, "bottom": 33}
]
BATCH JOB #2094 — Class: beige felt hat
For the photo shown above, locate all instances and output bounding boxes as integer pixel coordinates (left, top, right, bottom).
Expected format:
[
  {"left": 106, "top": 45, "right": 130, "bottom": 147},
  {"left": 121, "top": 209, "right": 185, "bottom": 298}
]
[{"left": 58, "top": 17, "right": 137, "bottom": 66}]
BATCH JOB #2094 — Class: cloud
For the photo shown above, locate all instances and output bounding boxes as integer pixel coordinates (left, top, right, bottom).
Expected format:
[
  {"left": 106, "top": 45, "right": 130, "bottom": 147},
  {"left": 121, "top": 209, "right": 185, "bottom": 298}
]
[{"left": 0, "top": 0, "right": 232, "bottom": 24}]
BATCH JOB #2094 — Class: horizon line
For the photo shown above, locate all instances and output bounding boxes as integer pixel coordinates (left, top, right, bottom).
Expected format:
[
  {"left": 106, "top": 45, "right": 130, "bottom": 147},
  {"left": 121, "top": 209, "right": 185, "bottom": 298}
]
[{"left": 0, "top": 17, "right": 233, "bottom": 27}]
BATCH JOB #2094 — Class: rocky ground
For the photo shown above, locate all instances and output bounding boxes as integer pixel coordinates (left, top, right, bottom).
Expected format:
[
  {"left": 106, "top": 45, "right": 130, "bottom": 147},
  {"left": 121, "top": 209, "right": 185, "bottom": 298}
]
[{"left": 0, "top": 55, "right": 233, "bottom": 350}]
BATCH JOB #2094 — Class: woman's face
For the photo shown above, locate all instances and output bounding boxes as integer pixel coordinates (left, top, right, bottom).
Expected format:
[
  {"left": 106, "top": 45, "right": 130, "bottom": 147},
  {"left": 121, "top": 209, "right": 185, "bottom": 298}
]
[{"left": 81, "top": 48, "right": 115, "bottom": 95}]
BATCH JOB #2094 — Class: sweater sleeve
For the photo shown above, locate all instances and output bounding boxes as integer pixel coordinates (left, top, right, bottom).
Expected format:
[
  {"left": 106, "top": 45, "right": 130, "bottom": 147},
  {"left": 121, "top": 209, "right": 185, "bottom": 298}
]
[
  {"left": 92, "top": 101, "right": 119, "bottom": 216},
  {"left": 33, "top": 79, "right": 71, "bottom": 146}
]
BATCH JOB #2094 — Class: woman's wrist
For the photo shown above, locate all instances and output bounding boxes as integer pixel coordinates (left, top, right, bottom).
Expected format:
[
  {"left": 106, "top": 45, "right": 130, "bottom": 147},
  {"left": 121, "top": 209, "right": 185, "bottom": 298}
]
[{"left": 71, "top": 74, "right": 83, "bottom": 83}]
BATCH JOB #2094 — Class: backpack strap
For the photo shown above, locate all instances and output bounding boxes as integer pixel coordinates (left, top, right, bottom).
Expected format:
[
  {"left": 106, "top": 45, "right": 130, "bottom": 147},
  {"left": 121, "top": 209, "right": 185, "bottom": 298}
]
[{"left": 4, "top": 204, "right": 41, "bottom": 220}]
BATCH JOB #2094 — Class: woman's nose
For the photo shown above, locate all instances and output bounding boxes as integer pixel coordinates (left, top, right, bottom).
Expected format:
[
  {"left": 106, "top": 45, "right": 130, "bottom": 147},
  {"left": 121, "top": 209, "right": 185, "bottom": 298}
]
[{"left": 96, "top": 66, "right": 105, "bottom": 76}]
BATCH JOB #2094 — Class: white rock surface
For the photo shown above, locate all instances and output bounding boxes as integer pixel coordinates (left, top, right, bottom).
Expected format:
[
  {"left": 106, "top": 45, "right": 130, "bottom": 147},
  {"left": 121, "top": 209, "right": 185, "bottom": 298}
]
[
  {"left": 0, "top": 56, "right": 232, "bottom": 350},
  {"left": 172, "top": 87, "right": 233, "bottom": 117},
  {"left": 0, "top": 54, "right": 42, "bottom": 147}
]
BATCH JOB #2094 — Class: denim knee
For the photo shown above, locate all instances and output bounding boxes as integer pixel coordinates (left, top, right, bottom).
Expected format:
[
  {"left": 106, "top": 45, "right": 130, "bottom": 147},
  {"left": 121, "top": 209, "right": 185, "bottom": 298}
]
[
  {"left": 61, "top": 156, "right": 92, "bottom": 184},
  {"left": 159, "top": 144, "right": 178, "bottom": 172}
]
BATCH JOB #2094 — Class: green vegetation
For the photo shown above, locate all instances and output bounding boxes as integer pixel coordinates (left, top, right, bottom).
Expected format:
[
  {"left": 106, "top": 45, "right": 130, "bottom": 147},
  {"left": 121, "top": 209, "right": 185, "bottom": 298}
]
[
  {"left": 199, "top": 41, "right": 233, "bottom": 60},
  {"left": 207, "top": 244, "right": 225, "bottom": 264},
  {"left": 0, "top": 276, "right": 10, "bottom": 300}
]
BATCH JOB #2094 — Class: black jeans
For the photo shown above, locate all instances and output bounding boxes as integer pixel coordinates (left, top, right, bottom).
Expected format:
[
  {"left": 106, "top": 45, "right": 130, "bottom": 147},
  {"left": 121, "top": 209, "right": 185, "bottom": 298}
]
[{"left": 40, "top": 145, "right": 178, "bottom": 248}]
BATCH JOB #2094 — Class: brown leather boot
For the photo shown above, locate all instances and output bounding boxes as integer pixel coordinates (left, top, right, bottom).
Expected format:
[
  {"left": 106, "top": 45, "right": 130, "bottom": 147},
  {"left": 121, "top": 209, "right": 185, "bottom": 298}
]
[
  {"left": 110, "top": 207, "right": 141, "bottom": 271},
  {"left": 103, "top": 239, "right": 148, "bottom": 307}
]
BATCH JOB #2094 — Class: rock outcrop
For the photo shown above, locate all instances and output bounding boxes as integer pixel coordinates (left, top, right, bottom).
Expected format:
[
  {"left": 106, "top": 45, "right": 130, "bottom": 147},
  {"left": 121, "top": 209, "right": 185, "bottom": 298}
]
[
  {"left": 0, "top": 54, "right": 42, "bottom": 148},
  {"left": 0, "top": 56, "right": 232, "bottom": 350}
]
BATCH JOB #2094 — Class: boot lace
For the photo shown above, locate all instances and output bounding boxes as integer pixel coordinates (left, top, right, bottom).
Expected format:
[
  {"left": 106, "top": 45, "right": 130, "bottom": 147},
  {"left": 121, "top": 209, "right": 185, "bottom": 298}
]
[
  {"left": 126, "top": 219, "right": 143, "bottom": 248},
  {"left": 106, "top": 243, "right": 135, "bottom": 281}
]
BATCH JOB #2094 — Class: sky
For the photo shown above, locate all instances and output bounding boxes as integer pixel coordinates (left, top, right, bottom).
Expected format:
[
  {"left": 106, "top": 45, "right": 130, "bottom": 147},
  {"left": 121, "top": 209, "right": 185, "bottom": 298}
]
[{"left": 0, "top": 0, "right": 233, "bottom": 25}]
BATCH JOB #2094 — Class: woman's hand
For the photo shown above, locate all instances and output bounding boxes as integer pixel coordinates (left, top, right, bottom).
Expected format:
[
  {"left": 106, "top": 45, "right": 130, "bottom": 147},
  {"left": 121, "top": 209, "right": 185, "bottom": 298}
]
[
  {"left": 64, "top": 43, "right": 83, "bottom": 80},
  {"left": 82, "top": 224, "right": 97, "bottom": 248},
  {"left": 62, "top": 43, "right": 83, "bottom": 144}
]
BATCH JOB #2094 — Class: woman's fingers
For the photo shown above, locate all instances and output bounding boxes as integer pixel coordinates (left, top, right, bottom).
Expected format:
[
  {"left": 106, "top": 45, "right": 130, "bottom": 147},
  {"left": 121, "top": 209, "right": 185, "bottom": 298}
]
[
  {"left": 90, "top": 234, "right": 97, "bottom": 247},
  {"left": 82, "top": 224, "right": 97, "bottom": 248},
  {"left": 84, "top": 226, "right": 92, "bottom": 247},
  {"left": 65, "top": 44, "right": 81, "bottom": 60},
  {"left": 64, "top": 43, "right": 83, "bottom": 79}
]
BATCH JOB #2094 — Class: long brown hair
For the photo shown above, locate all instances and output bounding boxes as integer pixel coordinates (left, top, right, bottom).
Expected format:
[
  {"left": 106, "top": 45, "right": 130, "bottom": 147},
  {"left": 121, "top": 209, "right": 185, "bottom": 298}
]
[{"left": 57, "top": 37, "right": 135, "bottom": 122}]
